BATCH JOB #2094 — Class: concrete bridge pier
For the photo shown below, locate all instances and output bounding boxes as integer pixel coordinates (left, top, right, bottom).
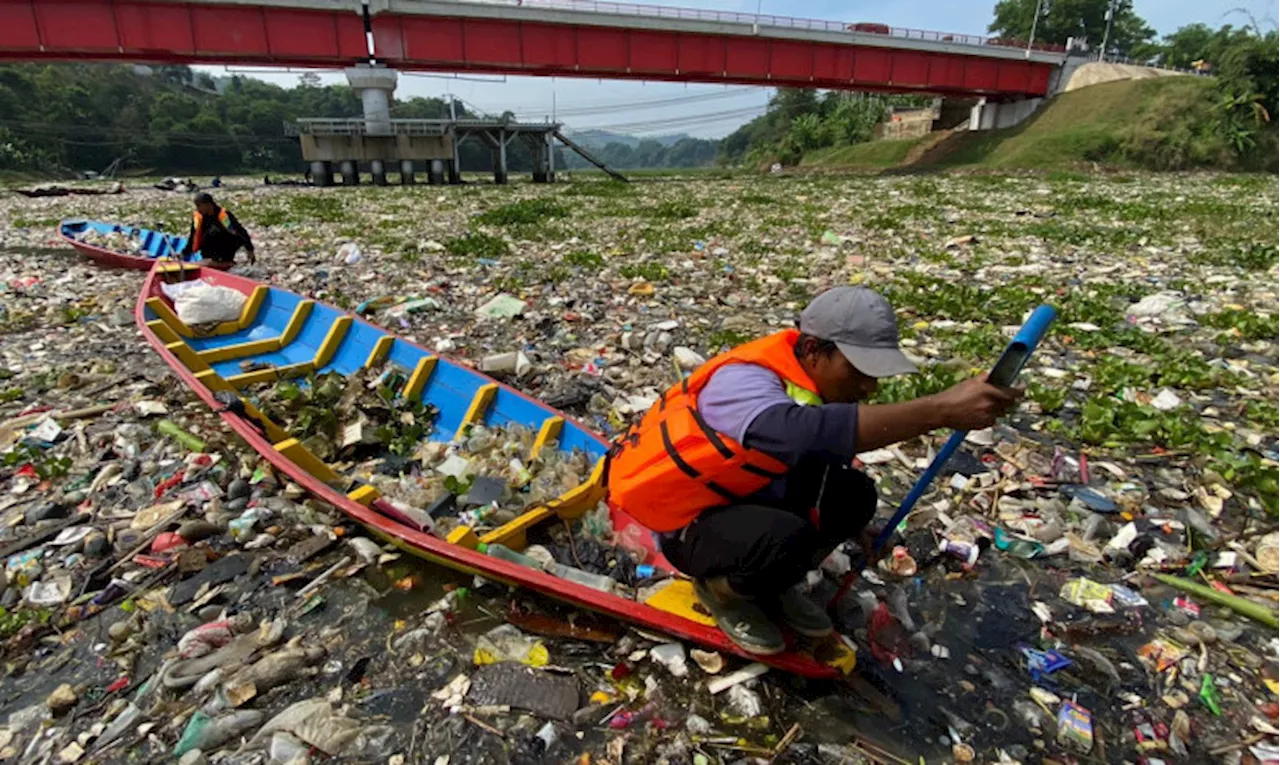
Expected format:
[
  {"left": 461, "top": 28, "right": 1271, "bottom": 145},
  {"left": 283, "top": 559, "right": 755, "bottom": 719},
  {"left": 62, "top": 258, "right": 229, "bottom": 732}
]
[
  {"left": 527, "top": 133, "right": 555, "bottom": 183},
  {"left": 968, "top": 97, "right": 1043, "bottom": 130},
  {"left": 309, "top": 160, "right": 333, "bottom": 187},
  {"left": 447, "top": 159, "right": 461, "bottom": 185},
  {"left": 371, "top": 159, "right": 387, "bottom": 186},
  {"left": 339, "top": 160, "right": 358, "bottom": 186},
  {"left": 490, "top": 129, "right": 509, "bottom": 185},
  {"left": 400, "top": 160, "right": 415, "bottom": 185},
  {"left": 346, "top": 65, "right": 397, "bottom": 136},
  {"left": 428, "top": 159, "right": 445, "bottom": 185}
]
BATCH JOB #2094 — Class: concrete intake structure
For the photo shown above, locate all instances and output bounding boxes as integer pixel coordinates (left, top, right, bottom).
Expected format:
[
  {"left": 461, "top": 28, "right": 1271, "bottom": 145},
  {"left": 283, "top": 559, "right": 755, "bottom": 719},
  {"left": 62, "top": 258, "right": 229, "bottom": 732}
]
[{"left": 288, "top": 117, "right": 567, "bottom": 186}]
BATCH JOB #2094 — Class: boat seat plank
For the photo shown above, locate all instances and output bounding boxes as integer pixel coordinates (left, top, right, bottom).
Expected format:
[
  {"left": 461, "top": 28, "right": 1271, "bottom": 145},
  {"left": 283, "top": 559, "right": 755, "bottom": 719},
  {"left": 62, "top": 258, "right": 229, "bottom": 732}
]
[
  {"left": 274, "top": 438, "right": 343, "bottom": 487},
  {"left": 224, "top": 361, "right": 315, "bottom": 389},
  {"left": 530, "top": 417, "right": 564, "bottom": 461},
  {"left": 479, "top": 507, "right": 553, "bottom": 551},
  {"left": 211, "top": 350, "right": 300, "bottom": 380}
]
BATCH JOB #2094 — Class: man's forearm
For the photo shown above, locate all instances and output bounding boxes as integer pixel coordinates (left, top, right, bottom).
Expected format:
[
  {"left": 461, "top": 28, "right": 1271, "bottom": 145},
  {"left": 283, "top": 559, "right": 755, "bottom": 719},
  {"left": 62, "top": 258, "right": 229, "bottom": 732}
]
[{"left": 855, "top": 397, "right": 946, "bottom": 453}]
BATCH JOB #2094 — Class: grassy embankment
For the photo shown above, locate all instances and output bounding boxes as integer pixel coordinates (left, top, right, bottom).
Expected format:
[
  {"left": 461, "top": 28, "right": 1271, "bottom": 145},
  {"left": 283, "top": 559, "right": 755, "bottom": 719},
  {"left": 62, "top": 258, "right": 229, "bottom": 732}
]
[{"left": 804, "top": 77, "right": 1277, "bottom": 172}]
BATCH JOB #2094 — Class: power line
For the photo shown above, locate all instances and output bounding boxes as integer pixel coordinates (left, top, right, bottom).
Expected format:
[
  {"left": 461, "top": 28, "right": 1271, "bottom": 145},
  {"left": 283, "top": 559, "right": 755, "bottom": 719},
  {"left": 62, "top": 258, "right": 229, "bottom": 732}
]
[
  {"left": 580, "top": 104, "right": 767, "bottom": 133},
  {"left": 498, "top": 88, "right": 762, "bottom": 118}
]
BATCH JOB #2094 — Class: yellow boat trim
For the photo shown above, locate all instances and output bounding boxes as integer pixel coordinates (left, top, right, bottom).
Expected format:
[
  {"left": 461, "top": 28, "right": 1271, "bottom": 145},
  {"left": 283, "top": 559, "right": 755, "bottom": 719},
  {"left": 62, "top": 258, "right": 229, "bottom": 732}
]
[
  {"left": 643, "top": 579, "right": 716, "bottom": 627},
  {"left": 194, "top": 369, "right": 236, "bottom": 394},
  {"left": 146, "top": 284, "right": 267, "bottom": 338},
  {"left": 279, "top": 300, "right": 314, "bottom": 346},
  {"left": 447, "top": 525, "right": 480, "bottom": 550},
  {"left": 147, "top": 319, "right": 181, "bottom": 345},
  {"left": 403, "top": 356, "right": 438, "bottom": 402},
  {"left": 145, "top": 297, "right": 192, "bottom": 338},
  {"left": 274, "top": 438, "right": 342, "bottom": 486},
  {"left": 225, "top": 362, "right": 314, "bottom": 389},
  {"left": 197, "top": 337, "right": 279, "bottom": 365},
  {"left": 190, "top": 370, "right": 289, "bottom": 442},
  {"left": 548, "top": 457, "right": 607, "bottom": 521},
  {"left": 166, "top": 341, "right": 210, "bottom": 373},
  {"left": 365, "top": 336, "right": 394, "bottom": 369},
  {"left": 245, "top": 401, "right": 289, "bottom": 443},
  {"left": 480, "top": 507, "right": 552, "bottom": 551},
  {"left": 347, "top": 484, "right": 381, "bottom": 506},
  {"left": 530, "top": 416, "right": 564, "bottom": 461},
  {"left": 313, "top": 316, "right": 351, "bottom": 368},
  {"left": 236, "top": 286, "right": 267, "bottom": 329},
  {"left": 460, "top": 383, "right": 498, "bottom": 431},
  {"left": 153, "top": 262, "right": 190, "bottom": 276}
]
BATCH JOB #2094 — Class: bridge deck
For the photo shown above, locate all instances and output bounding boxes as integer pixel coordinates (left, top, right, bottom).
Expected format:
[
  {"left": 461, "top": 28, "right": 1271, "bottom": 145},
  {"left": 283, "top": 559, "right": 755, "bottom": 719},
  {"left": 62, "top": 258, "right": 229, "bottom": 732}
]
[{"left": 0, "top": 0, "right": 1065, "bottom": 98}]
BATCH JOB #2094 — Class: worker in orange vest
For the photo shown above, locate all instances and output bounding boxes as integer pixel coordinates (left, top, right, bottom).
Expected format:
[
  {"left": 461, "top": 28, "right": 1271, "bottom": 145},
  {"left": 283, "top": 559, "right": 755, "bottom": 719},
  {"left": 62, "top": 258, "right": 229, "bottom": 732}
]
[
  {"left": 182, "top": 192, "right": 256, "bottom": 270},
  {"left": 607, "top": 287, "right": 1022, "bottom": 655}
]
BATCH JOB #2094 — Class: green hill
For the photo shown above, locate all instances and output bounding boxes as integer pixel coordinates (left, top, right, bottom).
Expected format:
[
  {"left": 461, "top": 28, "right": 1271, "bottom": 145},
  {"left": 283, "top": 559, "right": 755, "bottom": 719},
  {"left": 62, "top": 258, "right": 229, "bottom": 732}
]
[
  {"left": 803, "top": 77, "right": 1277, "bottom": 173},
  {"left": 799, "top": 138, "right": 925, "bottom": 169}
]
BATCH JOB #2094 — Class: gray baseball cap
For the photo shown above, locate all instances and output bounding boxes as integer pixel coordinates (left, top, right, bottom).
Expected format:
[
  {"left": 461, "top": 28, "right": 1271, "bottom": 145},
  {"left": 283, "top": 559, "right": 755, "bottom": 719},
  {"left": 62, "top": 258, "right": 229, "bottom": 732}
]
[{"left": 799, "top": 287, "right": 917, "bottom": 378}]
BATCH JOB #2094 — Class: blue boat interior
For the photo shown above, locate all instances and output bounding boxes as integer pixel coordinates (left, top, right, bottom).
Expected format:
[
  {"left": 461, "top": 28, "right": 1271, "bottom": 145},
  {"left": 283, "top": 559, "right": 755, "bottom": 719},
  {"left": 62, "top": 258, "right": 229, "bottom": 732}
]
[
  {"left": 62, "top": 219, "right": 195, "bottom": 260},
  {"left": 142, "top": 267, "right": 610, "bottom": 555}
]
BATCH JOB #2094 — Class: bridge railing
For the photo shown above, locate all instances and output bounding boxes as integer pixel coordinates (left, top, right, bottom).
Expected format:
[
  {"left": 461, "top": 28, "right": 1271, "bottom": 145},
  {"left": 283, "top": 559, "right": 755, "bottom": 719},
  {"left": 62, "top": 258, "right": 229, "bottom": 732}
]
[{"left": 495, "top": 0, "right": 1065, "bottom": 52}]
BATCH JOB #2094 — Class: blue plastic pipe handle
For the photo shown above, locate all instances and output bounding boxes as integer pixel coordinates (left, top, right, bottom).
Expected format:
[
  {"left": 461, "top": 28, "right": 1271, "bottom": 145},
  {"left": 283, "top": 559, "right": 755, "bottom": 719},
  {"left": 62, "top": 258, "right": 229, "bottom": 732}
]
[{"left": 870, "top": 304, "right": 1058, "bottom": 552}]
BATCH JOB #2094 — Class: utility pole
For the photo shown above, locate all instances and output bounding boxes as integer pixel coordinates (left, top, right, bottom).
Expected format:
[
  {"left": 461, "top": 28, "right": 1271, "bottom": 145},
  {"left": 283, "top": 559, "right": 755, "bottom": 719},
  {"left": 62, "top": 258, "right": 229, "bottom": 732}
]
[
  {"left": 1099, "top": 0, "right": 1117, "bottom": 61},
  {"left": 1026, "top": 0, "right": 1044, "bottom": 57}
]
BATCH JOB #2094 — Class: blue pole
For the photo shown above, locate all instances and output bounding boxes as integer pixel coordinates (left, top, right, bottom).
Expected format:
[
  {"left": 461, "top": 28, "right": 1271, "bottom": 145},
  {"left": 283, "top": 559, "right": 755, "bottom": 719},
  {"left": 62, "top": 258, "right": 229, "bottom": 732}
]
[{"left": 828, "top": 305, "right": 1058, "bottom": 610}]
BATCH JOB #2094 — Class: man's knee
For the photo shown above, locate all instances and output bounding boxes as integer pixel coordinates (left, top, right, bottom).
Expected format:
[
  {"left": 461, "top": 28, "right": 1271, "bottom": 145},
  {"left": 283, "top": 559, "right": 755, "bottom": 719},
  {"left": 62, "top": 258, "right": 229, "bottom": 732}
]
[{"left": 818, "top": 467, "right": 878, "bottom": 535}]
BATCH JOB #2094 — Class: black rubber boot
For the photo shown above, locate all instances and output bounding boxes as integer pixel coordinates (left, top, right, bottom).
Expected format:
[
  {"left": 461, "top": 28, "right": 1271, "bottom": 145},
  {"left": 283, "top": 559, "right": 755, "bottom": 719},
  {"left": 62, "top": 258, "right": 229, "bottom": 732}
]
[
  {"left": 694, "top": 577, "right": 785, "bottom": 655},
  {"left": 775, "top": 583, "right": 834, "bottom": 638}
]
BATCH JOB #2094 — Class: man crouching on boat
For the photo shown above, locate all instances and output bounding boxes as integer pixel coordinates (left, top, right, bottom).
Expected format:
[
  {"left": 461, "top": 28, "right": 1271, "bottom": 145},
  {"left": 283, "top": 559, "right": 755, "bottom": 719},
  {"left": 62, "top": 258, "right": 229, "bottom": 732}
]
[
  {"left": 606, "top": 287, "right": 1022, "bottom": 655},
  {"left": 182, "top": 192, "right": 256, "bottom": 270}
]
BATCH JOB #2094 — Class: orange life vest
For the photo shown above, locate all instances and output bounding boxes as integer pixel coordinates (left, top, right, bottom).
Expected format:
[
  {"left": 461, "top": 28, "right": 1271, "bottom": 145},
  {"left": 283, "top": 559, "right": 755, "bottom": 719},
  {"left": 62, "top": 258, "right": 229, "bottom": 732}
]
[
  {"left": 606, "top": 329, "right": 822, "bottom": 532},
  {"left": 190, "top": 208, "right": 231, "bottom": 254}
]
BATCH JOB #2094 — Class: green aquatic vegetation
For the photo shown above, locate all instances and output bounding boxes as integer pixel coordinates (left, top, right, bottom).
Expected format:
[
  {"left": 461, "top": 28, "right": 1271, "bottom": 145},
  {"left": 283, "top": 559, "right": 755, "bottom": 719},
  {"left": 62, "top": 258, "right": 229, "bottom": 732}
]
[
  {"left": 477, "top": 198, "right": 569, "bottom": 226},
  {"left": 563, "top": 249, "right": 604, "bottom": 269},
  {"left": 872, "top": 363, "right": 967, "bottom": 405},
  {"left": 618, "top": 262, "right": 670, "bottom": 282},
  {"left": 446, "top": 231, "right": 510, "bottom": 260},
  {"left": 1201, "top": 308, "right": 1279, "bottom": 341},
  {"left": 643, "top": 199, "right": 699, "bottom": 221}
]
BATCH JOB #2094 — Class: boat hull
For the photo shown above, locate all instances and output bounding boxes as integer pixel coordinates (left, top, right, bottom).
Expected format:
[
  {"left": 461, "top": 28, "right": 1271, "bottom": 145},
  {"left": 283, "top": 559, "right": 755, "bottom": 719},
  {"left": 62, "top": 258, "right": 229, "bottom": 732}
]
[
  {"left": 135, "top": 261, "right": 844, "bottom": 678},
  {"left": 60, "top": 219, "right": 192, "bottom": 270}
]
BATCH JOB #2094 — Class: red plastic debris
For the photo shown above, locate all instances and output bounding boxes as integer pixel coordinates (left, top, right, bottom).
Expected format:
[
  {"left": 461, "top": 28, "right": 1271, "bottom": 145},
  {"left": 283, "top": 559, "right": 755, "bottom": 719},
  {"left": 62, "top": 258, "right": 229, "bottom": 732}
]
[
  {"left": 105, "top": 676, "right": 130, "bottom": 694},
  {"left": 151, "top": 532, "right": 188, "bottom": 553},
  {"left": 132, "top": 555, "right": 170, "bottom": 569},
  {"left": 153, "top": 473, "right": 182, "bottom": 499}
]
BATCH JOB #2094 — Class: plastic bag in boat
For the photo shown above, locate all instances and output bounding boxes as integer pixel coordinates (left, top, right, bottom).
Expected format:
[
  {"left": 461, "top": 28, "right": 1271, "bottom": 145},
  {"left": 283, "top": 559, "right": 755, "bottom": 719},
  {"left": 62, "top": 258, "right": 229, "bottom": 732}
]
[{"left": 173, "top": 281, "right": 247, "bottom": 325}]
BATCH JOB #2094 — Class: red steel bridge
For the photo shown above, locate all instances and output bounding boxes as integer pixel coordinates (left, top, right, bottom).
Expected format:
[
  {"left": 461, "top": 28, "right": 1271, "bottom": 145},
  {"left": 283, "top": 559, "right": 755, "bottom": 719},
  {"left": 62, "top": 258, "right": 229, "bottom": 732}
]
[{"left": 0, "top": 0, "right": 1068, "bottom": 98}]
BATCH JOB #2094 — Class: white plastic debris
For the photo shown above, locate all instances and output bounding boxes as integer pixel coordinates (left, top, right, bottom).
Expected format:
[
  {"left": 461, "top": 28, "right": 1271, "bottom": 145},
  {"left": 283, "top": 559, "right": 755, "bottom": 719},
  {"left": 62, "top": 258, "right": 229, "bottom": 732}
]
[
  {"left": 174, "top": 282, "right": 247, "bottom": 325},
  {"left": 649, "top": 643, "right": 688, "bottom": 677}
]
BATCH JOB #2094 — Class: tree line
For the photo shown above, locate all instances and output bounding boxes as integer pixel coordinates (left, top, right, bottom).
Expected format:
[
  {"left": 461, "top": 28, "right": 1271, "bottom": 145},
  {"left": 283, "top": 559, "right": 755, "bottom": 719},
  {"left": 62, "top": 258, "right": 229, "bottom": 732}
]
[
  {"left": 0, "top": 1, "right": 1274, "bottom": 175},
  {"left": 0, "top": 65, "right": 570, "bottom": 176}
]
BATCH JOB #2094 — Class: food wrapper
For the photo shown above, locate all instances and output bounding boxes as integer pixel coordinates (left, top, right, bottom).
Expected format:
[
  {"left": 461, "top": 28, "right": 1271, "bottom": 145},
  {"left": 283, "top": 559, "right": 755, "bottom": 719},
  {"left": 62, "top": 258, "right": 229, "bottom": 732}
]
[
  {"left": 1060, "top": 577, "right": 1115, "bottom": 613},
  {"left": 1057, "top": 701, "right": 1094, "bottom": 752}
]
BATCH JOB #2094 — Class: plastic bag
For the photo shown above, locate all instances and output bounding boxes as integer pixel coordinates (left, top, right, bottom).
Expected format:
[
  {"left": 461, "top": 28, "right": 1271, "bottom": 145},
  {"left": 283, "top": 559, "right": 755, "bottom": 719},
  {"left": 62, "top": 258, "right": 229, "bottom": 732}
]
[{"left": 174, "top": 283, "right": 246, "bottom": 325}]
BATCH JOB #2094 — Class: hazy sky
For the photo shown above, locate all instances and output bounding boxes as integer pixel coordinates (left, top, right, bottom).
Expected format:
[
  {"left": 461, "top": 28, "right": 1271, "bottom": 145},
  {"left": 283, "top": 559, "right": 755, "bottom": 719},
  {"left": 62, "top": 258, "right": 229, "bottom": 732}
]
[{"left": 204, "top": 0, "right": 1275, "bottom": 139}]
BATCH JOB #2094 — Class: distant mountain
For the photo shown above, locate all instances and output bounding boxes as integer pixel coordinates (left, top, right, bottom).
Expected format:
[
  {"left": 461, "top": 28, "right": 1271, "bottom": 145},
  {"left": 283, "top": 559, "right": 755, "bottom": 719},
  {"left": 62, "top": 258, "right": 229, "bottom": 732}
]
[{"left": 565, "top": 129, "right": 694, "bottom": 150}]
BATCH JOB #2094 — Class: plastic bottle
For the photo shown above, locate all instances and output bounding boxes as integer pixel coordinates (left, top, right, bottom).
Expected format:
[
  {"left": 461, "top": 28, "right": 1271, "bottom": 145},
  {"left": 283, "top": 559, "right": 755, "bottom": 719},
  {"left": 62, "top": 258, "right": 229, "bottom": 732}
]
[
  {"left": 544, "top": 561, "right": 617, "bottom": 593},
  {"left": 615, "top": 524, "right": 655, "bottom": 564},
  {"left": 480, "top": 543, "right": 542, "bottom": 570}
]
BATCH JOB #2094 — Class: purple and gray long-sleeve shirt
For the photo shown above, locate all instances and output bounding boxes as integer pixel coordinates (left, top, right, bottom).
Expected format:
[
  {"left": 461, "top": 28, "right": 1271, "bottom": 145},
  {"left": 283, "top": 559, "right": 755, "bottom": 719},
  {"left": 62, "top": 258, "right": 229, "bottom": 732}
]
[{"left": 696, "top": 363, "right": 859, "bottom": 504}]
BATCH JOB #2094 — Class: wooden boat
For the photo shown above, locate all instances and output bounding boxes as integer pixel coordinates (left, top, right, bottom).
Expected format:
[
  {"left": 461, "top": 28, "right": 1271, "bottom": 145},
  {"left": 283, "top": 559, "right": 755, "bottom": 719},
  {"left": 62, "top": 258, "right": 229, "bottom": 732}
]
[
  {"left": 60, "top": 219, "right": 191, "bottom": 270},
  {"left": 136, "top": 261, "right": 853, "bottom": 678}
]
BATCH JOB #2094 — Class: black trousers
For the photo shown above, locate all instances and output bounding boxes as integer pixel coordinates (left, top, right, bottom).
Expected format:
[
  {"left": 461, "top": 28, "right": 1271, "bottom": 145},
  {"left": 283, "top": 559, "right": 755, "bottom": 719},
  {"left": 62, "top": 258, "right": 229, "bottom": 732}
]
[{"left": 660, "top": 462, "right": 878, "bottom": 598}]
